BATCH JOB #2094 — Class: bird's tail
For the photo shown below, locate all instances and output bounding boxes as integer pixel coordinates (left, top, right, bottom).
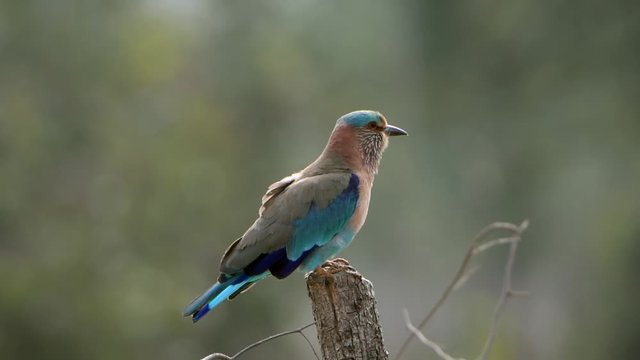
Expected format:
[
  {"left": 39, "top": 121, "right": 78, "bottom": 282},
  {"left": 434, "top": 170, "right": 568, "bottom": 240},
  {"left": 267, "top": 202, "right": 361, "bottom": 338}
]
[{"left": 183, "top": 273, "right": 267, "bottom": 322}]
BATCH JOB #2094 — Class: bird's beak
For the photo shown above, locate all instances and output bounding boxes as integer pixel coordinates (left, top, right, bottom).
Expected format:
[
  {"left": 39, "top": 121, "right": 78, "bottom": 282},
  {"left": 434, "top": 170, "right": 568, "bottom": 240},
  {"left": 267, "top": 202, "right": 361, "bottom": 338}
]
[{"left": 384, "top": 124, "right": 408, "bottom": 136}]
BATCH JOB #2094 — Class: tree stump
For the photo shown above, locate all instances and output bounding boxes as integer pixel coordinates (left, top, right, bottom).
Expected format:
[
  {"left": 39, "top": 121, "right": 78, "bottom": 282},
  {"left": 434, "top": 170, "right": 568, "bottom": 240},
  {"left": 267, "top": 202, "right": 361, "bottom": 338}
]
[{"left": 306, "top": 258, "right": 388, "bottom": 360}]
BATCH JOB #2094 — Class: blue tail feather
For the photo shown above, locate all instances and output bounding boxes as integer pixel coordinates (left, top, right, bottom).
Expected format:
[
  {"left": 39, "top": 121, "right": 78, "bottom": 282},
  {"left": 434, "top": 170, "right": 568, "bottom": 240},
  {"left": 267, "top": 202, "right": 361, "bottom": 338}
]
[
  {"left": 183, "top": 279, "right": 230, "bottom": 317},
  {"left": 191, "top": 280, "right": 247, "bottom": 322},
  {"left": 187, "top": 273, "right": 269, "bottom": 322}
]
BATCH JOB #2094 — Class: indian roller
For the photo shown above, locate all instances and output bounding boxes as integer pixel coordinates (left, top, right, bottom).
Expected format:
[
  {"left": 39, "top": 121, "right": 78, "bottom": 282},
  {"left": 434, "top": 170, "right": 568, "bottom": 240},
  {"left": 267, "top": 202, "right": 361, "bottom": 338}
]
[{"left": 184, "top": 110, "right": 407, "bottom": 322}]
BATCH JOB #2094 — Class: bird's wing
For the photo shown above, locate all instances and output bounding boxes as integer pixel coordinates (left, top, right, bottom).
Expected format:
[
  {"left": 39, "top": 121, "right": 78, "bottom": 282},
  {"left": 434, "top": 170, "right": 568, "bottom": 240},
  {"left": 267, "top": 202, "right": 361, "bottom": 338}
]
[
  {"left": 259, "top": 173, "right": 300, "bottom": 216},
  {"left": 220, "top": 171, "right": 359, "bottom": 274}
]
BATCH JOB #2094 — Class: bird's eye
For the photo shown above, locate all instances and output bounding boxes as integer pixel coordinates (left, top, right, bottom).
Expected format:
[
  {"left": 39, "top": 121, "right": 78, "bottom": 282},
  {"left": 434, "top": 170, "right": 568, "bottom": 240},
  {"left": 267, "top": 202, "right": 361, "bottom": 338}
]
[{"left": 367, "top": 121, "right": 378, "bottom": 129}]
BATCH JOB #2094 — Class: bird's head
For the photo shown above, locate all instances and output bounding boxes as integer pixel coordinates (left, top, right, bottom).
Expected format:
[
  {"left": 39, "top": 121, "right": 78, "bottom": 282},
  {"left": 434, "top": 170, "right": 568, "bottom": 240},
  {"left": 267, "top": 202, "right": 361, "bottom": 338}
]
[{"left": 329, "top": 110, "right": 407, "bottom": 174}]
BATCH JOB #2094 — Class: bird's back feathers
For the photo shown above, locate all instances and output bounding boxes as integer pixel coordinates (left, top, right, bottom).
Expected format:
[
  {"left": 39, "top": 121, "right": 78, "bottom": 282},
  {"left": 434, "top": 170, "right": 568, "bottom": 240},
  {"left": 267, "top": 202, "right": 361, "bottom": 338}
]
[{"left": 220, "top": 171, "right": 357, "bottom": 275}]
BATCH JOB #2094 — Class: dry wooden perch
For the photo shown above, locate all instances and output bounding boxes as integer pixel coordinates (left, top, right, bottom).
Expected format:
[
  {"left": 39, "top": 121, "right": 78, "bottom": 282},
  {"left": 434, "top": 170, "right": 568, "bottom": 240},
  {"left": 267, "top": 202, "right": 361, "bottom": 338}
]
[{"left": 306, "top": 258, "right": 388, "bottom": 360}]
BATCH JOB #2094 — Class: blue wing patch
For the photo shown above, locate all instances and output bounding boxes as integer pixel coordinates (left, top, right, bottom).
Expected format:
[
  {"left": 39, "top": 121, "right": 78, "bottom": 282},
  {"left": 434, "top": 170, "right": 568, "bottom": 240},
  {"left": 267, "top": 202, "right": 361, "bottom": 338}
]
[
  {"left": 287, "top": 173, "right": 359, "bottom": 260},
  {"left": 244, "top": 246, "right": 317, "bottom": 279}
]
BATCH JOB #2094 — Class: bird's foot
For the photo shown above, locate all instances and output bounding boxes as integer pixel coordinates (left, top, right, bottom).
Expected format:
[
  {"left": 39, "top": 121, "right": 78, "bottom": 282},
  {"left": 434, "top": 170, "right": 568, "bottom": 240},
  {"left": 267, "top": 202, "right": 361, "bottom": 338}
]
[{"left": 316, "top": 258, "right": 357, "bottom": 275}]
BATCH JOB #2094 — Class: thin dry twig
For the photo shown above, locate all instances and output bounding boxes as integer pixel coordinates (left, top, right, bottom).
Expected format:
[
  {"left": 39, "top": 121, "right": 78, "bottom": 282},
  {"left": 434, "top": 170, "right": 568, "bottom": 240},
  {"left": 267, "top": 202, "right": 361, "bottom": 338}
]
[
  {"left": 402, "top": 309, "right": 466, "bottom": 360},
  {"left": 395, "top": 220, "right": 529, "bottom": 360},
  {"left": 201, "top": 321, "right": 318, "bottom": 360},
  {"left": 476, "top": 235, "right": 521, "bottom": 360}
]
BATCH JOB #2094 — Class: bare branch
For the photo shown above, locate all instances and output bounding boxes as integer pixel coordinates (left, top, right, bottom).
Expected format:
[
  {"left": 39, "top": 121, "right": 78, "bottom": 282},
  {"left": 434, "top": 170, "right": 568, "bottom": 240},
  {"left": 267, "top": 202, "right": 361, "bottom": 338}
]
[
  {"left": 453, "top": 266, "right": 479, "bottom": 291},
  {"left": 202, "top": 354, "right": 231, "bottom": 360},
  {"left": 395, "top": 220, "right": 529, "bottom": 360},
  {"left": 200, "top": 322, "right": 318, "bottom": 360},
  {"left": 476, "top": 236, "right": 518, "bottom": 360},
  {"left": 298, "top": 330, "right": 321, "bottom": 360},
  {"left": 402, "top": 309, "right": 466, "bottom": 360},
  {"left": 472, "top": 235, "right": 519, "bottom": 254}
]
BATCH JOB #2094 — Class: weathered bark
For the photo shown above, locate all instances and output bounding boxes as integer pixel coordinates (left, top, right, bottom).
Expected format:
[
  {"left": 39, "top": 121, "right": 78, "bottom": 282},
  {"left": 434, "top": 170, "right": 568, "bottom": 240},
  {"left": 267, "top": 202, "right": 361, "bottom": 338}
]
[{"left": 306, "top": 258, "right": 388, "bottom": 360}]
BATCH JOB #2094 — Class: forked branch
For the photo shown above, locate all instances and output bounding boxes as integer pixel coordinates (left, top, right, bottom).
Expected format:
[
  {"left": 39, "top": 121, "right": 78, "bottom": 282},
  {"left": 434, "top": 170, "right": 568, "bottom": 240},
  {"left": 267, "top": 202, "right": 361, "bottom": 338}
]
[
  {"left": 395, "top": 220, "right": 529, "bottom": 360},
  {"left": 200, "top": 321, "right": 318, "bottom": 360}
]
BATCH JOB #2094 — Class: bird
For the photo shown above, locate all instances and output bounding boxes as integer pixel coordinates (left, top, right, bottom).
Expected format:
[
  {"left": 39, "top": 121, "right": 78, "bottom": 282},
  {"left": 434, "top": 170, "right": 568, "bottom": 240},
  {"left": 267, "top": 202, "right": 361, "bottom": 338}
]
[{"left": 184, "top": 110, "right": 407, "bottom": 322}]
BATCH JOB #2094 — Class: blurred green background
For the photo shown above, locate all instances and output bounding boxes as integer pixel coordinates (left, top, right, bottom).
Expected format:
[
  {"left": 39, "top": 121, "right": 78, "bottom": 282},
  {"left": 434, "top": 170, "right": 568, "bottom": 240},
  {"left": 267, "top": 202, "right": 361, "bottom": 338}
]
[{"left": 1, "top": 1, "right": 639, "bottom": 359}]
